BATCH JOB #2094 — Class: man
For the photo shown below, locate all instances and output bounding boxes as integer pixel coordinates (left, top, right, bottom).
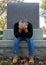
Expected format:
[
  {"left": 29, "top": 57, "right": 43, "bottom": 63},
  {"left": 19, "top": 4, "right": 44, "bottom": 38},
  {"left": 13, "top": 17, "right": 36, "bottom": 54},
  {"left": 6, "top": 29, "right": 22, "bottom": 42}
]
[{"left": 13, "top": 20, "right": 34, "bottom": 64}]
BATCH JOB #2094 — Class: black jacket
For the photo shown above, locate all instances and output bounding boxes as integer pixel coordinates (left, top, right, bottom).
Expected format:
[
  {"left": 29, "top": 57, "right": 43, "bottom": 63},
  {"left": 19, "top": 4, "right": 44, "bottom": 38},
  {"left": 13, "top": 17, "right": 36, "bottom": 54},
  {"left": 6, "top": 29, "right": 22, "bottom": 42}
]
[{"left": 14, "top": 22, "right": 33, "bottom": 38}]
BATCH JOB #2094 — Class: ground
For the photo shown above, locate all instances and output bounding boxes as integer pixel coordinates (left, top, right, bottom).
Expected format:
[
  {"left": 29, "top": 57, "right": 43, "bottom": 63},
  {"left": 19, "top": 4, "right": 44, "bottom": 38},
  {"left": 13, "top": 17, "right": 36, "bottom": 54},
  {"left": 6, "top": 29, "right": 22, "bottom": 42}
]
[{"left": 0, "top": 56, "right": 46, "bottom": 65}]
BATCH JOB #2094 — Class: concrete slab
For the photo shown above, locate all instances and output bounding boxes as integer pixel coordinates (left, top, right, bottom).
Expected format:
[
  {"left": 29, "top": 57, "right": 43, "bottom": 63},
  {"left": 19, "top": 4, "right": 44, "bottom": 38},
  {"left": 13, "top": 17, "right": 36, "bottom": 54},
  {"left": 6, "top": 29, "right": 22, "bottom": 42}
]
[{"left": 3, "top": 29, "right": 43, "bottom": 40}]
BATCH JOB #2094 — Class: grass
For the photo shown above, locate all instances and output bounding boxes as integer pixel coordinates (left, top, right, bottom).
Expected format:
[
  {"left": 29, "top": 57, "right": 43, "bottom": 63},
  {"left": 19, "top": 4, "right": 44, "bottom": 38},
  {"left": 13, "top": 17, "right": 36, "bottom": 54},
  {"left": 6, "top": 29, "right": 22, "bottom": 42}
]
[
  {"left": 0, "top": 31, "right": 3, "bottom": 35},
  {"left": 0, "top": 31, "right": 3, "bottom": 40},
  {"left": 1, "top": 61, "right": 10, "bottom": 65}
]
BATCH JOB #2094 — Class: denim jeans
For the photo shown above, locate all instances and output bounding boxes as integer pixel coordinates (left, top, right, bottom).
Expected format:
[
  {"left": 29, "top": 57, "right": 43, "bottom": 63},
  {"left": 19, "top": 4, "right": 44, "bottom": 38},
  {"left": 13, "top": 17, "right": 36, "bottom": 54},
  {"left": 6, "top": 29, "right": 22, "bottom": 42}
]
[{"left": 13, "top": 37, "right": 34, "bottom": 56}]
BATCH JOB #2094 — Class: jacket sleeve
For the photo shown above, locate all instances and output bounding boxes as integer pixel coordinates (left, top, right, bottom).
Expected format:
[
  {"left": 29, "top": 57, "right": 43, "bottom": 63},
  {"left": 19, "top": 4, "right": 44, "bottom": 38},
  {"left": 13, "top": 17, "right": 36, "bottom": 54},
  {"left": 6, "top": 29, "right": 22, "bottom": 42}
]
[
  {"left": 26, "top": 22, "right": 33, "bottom": 38},
  {"left": 14, "top": 23, "right": 21, "bottom": 38}
]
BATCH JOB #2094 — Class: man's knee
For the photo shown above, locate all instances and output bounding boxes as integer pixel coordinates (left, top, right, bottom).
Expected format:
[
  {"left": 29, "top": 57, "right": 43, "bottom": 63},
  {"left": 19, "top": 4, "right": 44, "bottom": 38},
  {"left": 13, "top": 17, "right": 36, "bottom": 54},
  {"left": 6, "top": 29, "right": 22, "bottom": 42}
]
[{"left": 14, "top": 37, "right": 20, "bottom": 41}]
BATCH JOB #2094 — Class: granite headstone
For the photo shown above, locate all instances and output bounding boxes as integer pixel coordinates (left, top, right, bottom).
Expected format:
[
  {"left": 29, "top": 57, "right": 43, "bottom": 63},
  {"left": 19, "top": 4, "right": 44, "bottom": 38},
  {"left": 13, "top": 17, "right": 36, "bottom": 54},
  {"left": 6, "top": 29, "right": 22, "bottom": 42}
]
[{"left": 7, "top": 3, "right": 39, "bottom": 29}]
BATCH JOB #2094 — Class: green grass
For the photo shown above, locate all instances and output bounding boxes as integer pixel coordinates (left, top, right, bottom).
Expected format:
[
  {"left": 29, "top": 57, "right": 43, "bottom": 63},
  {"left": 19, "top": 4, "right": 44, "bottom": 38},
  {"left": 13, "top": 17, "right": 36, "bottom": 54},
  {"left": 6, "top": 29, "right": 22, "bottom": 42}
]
[
  {"left": 0, "top": 31, "right": 3, "bottom": 40},
  {"left": 0, "top": 31, "right": 3, "bottom": 35},
  {"left": 1, "top": 61, "right": 10, "bottom": 65}
]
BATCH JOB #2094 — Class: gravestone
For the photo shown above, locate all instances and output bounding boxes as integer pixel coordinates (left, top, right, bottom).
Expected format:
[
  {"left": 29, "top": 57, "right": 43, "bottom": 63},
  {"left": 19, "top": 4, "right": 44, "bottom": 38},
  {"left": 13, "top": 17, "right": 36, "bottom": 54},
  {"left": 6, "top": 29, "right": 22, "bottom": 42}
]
[{"left": 7, "top": 3, "right": 39, "bottom": 29}]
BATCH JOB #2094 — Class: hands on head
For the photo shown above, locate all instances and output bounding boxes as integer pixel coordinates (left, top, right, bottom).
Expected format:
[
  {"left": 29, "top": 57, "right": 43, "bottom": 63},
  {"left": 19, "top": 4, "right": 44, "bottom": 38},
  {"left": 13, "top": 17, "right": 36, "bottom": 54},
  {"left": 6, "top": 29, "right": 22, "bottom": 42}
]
[{"left": 18, "top": 22, "right": 28, "bottom": 33}]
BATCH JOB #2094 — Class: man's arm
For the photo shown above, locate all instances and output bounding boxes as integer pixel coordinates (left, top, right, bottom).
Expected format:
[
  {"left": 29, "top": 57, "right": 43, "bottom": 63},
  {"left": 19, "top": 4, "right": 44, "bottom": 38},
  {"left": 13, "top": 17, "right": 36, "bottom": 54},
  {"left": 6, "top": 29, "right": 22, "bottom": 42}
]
[
  {"left": 14, "top": 23, "right": 21, "bottom": 38},
  {"left": 26, "top": 22, "right": 33, "bottom": 38}
]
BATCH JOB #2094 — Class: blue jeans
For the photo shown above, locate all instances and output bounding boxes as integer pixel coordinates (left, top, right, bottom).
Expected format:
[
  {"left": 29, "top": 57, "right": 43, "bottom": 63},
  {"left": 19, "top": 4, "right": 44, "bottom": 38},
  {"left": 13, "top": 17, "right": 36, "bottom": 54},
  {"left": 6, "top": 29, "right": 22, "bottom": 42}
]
[{"left": 13, "top": 37, "right": 34, "bottom": 56}]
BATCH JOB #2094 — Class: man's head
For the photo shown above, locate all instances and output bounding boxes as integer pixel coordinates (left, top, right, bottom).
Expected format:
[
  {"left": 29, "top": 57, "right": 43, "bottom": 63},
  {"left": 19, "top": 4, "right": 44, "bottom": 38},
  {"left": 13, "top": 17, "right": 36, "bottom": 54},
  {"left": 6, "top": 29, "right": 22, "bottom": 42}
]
[
  {"left": 19, "top": 19, "right": 28, "bottom": 26},
  {"left": 19, "top": 20, "right": 28, "bottom": 29},
  {"left": 18, "top": 19, "right": 28, "bottom": 32}
]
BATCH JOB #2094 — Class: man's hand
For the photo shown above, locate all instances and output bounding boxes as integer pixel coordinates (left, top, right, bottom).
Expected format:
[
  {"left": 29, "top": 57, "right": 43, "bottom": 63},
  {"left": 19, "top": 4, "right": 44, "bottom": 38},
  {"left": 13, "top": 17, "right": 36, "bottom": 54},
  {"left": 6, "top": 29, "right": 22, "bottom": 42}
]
[
  {"left": 18, "top": 22, "right": 23, "bottom": 30},
  {"left": 22, "top": 23, "right": 28, "bottom": 32},
  {"left": 18, "top": 29, "right": 22, "bottom": 33},
  {"left": 24, "top": 29, "right": 28, "bottom": 33},
  {"left": 18, "top": 22, "right": 28, "bottom": 33},
  {"left": 22, "top": 23, "right": 28, "bottom": 29}
]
